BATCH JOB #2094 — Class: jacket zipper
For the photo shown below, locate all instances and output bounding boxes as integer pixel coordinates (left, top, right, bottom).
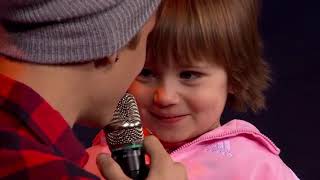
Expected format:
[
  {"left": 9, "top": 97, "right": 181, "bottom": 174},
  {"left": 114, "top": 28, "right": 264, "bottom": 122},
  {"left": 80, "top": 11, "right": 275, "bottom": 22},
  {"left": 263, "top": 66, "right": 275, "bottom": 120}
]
[{"left": 170, "top": 129, "right": 278, "bottom": 156}]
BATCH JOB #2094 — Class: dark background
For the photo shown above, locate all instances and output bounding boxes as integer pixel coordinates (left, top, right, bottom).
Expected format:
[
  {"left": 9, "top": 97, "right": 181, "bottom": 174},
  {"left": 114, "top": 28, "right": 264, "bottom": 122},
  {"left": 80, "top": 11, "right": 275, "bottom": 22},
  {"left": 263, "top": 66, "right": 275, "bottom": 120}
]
[
  {"left": 254, "top": 1, "right": 318, "bottom": 179},
  {"left": 74, "top": 1, "right": 319, "bottom": 179}
]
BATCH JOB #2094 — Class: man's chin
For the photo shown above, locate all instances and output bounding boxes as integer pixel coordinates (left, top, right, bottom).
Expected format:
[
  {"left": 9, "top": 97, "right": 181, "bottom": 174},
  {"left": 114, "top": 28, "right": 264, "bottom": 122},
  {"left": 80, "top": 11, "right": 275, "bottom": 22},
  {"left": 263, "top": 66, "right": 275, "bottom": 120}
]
[{"left": 77, "top": 112, "right": 113, "bottom": 128}]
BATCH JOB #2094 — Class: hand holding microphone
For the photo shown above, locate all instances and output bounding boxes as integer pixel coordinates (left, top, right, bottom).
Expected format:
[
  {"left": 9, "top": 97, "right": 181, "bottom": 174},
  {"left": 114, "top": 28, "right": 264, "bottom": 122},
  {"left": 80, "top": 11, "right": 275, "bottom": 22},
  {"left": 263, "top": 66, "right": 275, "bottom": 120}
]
[
  {"left": 97, "top": 93, "right": 187, "bottom": 180},
  {"left": 103, "top": 93, "right": 148, "bottom": 179},
  {"left": 97, "top": 136, "right": 187, "bottom": 180}
]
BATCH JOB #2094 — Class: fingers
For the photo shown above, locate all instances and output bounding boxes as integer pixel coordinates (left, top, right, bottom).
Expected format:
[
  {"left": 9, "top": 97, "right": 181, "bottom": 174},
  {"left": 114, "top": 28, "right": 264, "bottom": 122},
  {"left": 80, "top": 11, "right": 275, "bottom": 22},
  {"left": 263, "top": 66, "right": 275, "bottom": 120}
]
[
  {"left": 144, "top": 135, "right": 171, "bottom": 166},
  {"left": 96, "top": 136, "right": 187, "bottom": 180},
  {"left": 144, "top": 136, "right": 188, "bottom": 180},
  {"left": 96, "top": 153, "right": 130, "bottom": 180},
  {"left": 147, "top": 160, "right": 187, "bottom": 180}
]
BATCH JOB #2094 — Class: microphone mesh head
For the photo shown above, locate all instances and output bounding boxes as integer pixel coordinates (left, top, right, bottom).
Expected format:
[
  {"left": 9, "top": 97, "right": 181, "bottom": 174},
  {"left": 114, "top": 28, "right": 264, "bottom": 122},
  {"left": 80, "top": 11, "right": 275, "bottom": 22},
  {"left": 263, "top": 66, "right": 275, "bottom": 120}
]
[{"left": 104, "top": 93, "right": 144, "bottom": 148}]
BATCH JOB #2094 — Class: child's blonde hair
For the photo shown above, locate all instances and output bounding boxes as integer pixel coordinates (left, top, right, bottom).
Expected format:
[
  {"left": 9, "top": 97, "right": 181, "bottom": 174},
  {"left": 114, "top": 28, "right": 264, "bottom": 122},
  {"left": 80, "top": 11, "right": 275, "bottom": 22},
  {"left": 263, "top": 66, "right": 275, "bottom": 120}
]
[{"left": 147, "top": 0, "right": 270, "bottom": 112}]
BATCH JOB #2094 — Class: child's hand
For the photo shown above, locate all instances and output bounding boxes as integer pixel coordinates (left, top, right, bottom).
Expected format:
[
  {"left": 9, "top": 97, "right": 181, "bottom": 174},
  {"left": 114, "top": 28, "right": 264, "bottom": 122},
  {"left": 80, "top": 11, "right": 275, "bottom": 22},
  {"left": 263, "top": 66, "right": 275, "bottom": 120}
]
[{"left": 96, "top": 135, "right": 188, "bottom": 180}]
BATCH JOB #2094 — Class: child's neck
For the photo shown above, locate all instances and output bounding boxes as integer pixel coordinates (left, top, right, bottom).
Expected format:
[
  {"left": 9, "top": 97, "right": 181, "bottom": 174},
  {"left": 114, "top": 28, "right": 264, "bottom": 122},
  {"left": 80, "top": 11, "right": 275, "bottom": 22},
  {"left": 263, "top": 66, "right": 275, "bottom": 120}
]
[
  {"left": 160, "top": 122, "right": 221, "bottom": 153},
  {"left": 161, "top": 137, "right": 197, "bottom": 154}
]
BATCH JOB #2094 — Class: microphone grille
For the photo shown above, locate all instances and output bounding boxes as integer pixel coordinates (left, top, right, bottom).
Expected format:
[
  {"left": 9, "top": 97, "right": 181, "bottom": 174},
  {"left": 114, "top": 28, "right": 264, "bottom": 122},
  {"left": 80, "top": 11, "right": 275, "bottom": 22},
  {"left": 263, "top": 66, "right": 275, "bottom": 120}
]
[{"left": 104, "top": 93, "right": 144, "bottom": 148}]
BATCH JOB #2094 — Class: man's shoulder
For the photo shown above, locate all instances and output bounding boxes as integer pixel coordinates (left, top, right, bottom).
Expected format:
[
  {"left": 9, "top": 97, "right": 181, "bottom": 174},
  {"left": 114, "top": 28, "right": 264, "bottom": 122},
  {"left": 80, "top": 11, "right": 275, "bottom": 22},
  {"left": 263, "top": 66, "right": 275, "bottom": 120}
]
[{"left": 0, "top": 129, "right": 99, "bottom": 179}]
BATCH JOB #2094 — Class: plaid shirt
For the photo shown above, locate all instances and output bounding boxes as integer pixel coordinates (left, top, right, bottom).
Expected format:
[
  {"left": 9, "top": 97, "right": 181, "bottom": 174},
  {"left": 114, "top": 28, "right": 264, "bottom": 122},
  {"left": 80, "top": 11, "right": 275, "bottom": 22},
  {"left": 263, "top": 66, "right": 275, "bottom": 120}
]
[{"left": 0, "top": 74, "right": 99, "bottom": 179}]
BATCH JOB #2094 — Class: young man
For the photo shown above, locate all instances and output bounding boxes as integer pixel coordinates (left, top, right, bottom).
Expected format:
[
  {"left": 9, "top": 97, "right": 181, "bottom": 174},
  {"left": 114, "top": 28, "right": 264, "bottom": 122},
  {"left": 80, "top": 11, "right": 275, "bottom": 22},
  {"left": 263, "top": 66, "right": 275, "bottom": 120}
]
[{"left": 0, "top": 0, "right": 186, "bottom": 179}]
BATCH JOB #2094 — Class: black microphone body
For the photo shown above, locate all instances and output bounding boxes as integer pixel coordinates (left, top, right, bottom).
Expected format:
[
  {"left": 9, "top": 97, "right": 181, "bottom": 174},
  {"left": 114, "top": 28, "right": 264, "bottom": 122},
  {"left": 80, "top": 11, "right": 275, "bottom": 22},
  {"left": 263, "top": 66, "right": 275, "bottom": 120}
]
[
  {"left": 111, "top": 144, "right": 148, "bottom": 179},
  {"left": 104, "top": 93, "right": 148, "bottom": 180}
]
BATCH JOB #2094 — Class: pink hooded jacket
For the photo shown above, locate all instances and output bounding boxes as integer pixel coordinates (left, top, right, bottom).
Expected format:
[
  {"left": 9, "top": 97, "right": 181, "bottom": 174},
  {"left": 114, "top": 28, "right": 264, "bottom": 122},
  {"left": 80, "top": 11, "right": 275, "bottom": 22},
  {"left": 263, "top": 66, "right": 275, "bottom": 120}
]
[{"left": 84, "top": 120, "right": 299, "bottom": 180}]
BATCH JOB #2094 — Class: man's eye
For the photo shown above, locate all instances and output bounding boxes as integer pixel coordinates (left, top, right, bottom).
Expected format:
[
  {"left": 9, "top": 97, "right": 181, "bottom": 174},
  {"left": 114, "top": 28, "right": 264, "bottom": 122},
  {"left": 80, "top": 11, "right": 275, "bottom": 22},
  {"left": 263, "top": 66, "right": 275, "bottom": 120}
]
[{"left": 179, "top": 71, "right": 202, "bottom": 80}]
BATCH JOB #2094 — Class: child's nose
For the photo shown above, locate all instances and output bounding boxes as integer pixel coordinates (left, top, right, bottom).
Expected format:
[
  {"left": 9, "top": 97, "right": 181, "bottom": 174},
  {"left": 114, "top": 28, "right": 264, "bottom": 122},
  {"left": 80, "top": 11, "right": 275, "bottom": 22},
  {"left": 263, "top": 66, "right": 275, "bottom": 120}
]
[{"left": 153, "top": 86, "right": 179, "bottom": 107}]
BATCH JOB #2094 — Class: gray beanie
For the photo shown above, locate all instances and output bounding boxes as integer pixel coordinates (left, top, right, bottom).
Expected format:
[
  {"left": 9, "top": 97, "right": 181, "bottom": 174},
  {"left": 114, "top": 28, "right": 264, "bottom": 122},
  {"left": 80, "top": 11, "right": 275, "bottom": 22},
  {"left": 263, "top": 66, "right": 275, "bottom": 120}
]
[{"left": 0, "top": 0, "right": 161, "bottom": 64}]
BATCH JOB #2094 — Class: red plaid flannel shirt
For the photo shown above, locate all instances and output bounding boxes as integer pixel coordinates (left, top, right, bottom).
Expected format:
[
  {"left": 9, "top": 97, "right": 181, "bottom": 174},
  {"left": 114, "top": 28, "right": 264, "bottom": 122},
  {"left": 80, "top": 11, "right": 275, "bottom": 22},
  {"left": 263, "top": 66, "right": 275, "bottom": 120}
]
[{"left": 0, "top": 74, "right": 99, "bottom": 179}]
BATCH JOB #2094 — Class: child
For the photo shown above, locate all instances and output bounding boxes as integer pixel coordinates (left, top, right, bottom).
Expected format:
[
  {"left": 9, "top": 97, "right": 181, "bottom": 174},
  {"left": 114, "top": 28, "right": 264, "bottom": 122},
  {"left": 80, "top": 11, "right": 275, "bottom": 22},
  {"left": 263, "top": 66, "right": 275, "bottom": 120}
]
[{"left": 85, "top": 0, "right": 299, "bottom": 179}]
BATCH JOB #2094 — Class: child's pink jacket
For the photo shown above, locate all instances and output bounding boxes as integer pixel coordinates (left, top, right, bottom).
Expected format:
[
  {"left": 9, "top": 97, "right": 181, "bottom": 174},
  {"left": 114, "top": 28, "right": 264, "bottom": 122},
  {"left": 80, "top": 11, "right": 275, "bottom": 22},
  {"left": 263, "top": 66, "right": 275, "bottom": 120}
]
[{"left": 84, "top": 120, "right": 299, "bottom": 180}]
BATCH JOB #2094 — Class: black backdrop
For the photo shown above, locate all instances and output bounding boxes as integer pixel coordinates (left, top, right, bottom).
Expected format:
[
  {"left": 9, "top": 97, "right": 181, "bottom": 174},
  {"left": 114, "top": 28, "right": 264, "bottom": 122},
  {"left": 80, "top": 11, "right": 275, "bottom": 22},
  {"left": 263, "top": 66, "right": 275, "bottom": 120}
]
[
  {"left": 251, "top": 1, "right": 318, "bottom": 179},
  {"left": 74, "top": 1, "right": 319, "bottom": 179}
]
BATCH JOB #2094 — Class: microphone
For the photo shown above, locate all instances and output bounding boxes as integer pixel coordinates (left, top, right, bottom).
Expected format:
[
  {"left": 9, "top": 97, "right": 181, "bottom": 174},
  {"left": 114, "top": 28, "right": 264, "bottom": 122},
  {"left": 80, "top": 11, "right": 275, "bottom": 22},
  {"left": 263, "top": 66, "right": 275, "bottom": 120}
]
[{"left": 104, "top": 93, "right": 148, "bottom": 180}]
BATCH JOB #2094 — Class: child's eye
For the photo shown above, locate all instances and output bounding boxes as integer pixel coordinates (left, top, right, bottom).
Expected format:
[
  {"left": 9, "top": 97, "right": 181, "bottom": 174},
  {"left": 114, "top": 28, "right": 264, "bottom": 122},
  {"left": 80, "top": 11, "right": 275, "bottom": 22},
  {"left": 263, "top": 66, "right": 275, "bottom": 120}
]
[
  {"left": 179, "top": 71, "right": 203, "bottom": 80},
  {"left": 136, "top": 68, "right": 155, "bottom": 82},
  {"left": 139, "top": 68, "right": 153, "bottom": 77}
]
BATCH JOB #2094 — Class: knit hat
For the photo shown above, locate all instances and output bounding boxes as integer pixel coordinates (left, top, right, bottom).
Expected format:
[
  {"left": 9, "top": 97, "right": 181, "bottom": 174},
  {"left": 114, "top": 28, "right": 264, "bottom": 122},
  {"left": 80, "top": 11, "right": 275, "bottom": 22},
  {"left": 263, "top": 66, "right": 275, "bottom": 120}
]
[{"left": 0, "top": 0, "right": 161, "bottom": 64}]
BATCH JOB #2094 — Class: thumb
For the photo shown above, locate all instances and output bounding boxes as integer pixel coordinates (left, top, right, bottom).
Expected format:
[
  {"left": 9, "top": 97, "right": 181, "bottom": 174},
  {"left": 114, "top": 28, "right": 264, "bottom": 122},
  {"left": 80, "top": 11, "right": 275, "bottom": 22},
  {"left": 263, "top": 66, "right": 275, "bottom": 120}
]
[
  {"left": 96, "top": 153, "right": 130, "bottom": 180},
  {"left": 144, "top": 135, "right": 171, "bottom": 167}
]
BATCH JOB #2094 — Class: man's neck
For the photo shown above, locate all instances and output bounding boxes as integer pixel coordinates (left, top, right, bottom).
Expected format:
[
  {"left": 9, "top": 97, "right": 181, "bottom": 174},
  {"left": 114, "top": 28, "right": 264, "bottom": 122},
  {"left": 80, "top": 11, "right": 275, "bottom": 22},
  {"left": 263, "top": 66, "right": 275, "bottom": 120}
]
[{"left": 0, "top": 56, "right": 82, "bottom": 127}]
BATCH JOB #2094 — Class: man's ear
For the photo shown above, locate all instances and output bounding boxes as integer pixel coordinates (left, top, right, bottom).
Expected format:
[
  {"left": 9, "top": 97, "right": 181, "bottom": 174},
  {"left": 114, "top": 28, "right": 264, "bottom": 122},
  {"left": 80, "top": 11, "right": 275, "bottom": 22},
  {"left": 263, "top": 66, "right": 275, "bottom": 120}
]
[
  {"left": 228, "top": 84, "right": 235, "bottom": 94},
  {"left": 94, "top": 54, "right": 117, "bottom": 68},
  {"left": 108, "top": 53, "right": 119, "bottom": 64}
]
